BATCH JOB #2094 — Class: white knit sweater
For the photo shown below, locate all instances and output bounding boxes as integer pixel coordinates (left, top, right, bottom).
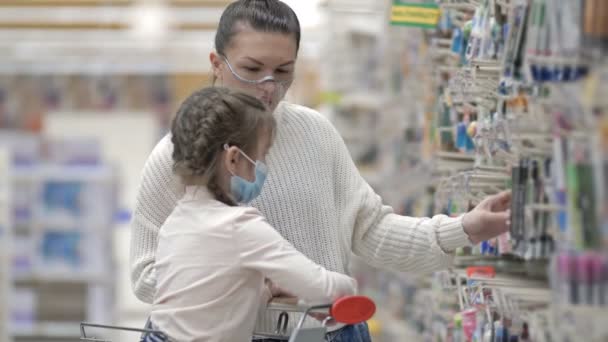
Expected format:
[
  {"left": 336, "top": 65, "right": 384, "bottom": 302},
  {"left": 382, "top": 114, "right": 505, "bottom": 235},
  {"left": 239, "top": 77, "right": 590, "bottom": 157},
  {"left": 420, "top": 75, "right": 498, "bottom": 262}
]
[{"left": 130, "top": 101, "right": 471, "bottom": 334}]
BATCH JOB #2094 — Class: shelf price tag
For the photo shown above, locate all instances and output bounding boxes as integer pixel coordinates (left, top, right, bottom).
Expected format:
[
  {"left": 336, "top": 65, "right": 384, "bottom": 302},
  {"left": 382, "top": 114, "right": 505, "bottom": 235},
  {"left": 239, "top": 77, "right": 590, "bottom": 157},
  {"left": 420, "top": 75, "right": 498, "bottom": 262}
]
[{"left": 390, "top": 1, "right": 441, "bottom": 29}]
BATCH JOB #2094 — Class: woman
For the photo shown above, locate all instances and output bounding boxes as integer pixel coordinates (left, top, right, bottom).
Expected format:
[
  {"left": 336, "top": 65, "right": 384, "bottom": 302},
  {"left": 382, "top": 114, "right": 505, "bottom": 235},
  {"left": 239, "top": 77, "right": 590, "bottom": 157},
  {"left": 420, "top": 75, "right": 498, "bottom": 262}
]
[{"left": 130, "top": 1, "right": 511, "bottom": 341}]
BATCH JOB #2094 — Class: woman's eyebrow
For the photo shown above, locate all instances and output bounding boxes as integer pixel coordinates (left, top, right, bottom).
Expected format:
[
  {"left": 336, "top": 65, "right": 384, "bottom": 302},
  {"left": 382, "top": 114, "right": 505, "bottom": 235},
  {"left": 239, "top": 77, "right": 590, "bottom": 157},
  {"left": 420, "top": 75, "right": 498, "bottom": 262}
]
[
  {"left": 243, "top": 57, "right": 264, "bottom": 65},
  {"left": 279, "top": 61, "right": 295, "bottom": 67},
  {"left": 243, "top": 57, "right": 295, "bottom": 67}
]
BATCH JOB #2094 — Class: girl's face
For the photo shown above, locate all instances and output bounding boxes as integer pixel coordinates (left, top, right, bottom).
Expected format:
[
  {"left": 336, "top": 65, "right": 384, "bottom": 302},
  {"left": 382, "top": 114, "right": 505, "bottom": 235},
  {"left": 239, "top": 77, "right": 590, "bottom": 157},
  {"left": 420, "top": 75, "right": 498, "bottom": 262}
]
[
  {"left": 211, "top": 25, "right": 297, "bottom": 113},
  {"left": 221, "top": 124, "right": 273, "bottom": 200}
]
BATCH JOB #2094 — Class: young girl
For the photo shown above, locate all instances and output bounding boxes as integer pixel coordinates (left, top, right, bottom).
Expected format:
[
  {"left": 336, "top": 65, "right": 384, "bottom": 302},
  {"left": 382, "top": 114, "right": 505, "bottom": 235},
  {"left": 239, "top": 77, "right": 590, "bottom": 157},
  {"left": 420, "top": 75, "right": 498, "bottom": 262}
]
[{"left": 143, "top": 87, "right": 357, "bottom": 342}]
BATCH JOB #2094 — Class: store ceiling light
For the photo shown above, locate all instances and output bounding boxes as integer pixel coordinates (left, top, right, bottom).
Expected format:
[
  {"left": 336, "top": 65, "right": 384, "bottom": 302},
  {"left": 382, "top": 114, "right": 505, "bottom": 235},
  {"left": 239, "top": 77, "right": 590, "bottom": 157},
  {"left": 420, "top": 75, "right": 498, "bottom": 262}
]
[
  {"left": 130, "top": 0, "right": 169, "bottom": 43},
  {"left": 282, "top": 0, "right": 322, "bottom": 29}
]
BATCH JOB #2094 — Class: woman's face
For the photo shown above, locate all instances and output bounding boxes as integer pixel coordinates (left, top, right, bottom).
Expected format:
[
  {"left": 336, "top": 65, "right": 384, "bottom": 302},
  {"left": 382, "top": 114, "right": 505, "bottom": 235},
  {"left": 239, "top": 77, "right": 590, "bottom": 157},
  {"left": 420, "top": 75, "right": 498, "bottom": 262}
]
[{"left": 211, "top": 25, "right": 298, "bottom": 113}]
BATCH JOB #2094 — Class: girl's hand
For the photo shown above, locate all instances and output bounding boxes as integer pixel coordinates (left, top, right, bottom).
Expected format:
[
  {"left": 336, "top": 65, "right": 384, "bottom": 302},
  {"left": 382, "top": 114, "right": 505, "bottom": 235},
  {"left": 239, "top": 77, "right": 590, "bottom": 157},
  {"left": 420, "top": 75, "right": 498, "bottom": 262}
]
[
  {"left": 264, "top": 280, "right": 337, "bottom": 326},
  {"left": 266, "top": 279, "right": 296, "bottom": 298},
  {"left": 308, "top": 312, "right": 336, "bottom": 326},
  {"left": 268, "top": 296, "right": 299, "bottom": 306}
]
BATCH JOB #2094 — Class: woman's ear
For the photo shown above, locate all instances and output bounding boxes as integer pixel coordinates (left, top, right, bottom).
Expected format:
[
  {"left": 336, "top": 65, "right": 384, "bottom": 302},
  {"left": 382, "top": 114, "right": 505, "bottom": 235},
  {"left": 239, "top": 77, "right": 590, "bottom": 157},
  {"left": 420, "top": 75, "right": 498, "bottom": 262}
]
[{"left": 210, "top": 52, "right": 223, "bottom": 82}]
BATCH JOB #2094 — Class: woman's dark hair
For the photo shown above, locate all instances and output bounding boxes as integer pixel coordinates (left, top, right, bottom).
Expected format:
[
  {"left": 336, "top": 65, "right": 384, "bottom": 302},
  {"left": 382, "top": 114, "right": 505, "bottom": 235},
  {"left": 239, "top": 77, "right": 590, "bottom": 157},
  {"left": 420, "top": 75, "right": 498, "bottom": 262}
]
[
  {"left": 215, "top": 0, "right": 301, "bottom": 56},
  {"left": 171, "top": 87, "right": 275, "bottom": 205}
]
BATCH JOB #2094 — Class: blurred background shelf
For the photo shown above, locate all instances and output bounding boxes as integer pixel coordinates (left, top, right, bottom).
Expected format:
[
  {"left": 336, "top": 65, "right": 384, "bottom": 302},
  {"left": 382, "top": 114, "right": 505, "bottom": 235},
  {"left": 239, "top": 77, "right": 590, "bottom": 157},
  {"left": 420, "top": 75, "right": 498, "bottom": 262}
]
[
  {"left": 12, "top": 321, "right": 81, "bottom": 338},
  {"left": 0, "top": 0, "right": 606, "bottom": 341}
]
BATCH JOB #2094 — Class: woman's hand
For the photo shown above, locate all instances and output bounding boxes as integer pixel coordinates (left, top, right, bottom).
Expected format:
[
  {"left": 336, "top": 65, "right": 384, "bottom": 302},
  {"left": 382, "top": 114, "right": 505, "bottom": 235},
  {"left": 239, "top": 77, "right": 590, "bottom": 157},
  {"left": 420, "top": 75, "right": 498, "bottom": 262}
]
[{"left": 462, "top": 191, "right": 511, "bottom": 245}]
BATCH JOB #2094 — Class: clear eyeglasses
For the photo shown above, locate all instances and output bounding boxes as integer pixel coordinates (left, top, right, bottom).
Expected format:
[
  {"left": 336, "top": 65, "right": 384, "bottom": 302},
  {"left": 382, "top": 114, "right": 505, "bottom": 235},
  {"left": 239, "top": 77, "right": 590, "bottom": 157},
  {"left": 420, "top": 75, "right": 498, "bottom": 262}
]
[{"left": 221, "top": 55, "right": 293, "bottom": 88}]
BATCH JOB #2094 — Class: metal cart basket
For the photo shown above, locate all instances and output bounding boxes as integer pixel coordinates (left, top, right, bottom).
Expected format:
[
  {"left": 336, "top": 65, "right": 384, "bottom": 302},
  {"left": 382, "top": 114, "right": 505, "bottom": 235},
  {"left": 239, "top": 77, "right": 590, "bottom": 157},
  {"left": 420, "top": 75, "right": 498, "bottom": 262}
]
[{"left": 80, "top": 295, "right": 375, "bottom": 342}]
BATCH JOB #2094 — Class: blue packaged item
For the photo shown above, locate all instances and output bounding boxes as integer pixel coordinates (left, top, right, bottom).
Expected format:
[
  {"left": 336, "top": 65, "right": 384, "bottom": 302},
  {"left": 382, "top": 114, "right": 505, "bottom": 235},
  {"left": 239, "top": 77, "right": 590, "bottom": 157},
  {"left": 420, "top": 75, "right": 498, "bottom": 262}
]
[
  {"left": 563, "top": 66, "right": 573, "bottom": 82},
  {"left": 574, "top": 66, "right": 589, "bottom": 81},
  {"left": 530, "top": 64, "right": 540, "bottom": 82},
  {"left": 452, "top": 28, "right": 464, "bottom": 54},
  {"left": 556, "top": 190, "right": 568, "bottom": 234},
  {"left": 494, "top": 322, "right": 505, "bottom": 342},
  {"left": 540, "top": 66, "right": 552, "bottom": 82},
  {"left": 481, "top": 240, "right": 497, "bottom": 256},
  {"left": 41, "top": 231, "right": 82, "bottom": 268},
  {"left": 465, "top": 133, "right": 475, "bottom": 152},
  {"left": 43, "top": 181, "right": 83, "bottom": 217},
  {"left": 481, "top": 240, "right": 490, "bottom": 255},
  {"left": 552, "top": 66, "right": 563, "bottom": 82},
  {"left": 456, "top": 122, "right": 468, "bottom": 151}
]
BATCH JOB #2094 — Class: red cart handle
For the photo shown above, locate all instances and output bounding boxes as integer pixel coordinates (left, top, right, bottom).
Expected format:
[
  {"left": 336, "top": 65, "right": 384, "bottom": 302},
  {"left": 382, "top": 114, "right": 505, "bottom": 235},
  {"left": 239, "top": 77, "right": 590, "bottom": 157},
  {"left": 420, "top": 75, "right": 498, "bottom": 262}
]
[{"left": 330, "top": 295, "right": 376, "bottom": 325}]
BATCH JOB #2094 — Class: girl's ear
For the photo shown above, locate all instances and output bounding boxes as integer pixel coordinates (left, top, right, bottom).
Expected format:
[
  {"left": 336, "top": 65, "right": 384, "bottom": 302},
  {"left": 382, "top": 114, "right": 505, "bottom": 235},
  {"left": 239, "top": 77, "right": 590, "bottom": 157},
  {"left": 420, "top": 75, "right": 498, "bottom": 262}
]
[{"left": 223, "top": 144, "right": 239, "bottom": 175}]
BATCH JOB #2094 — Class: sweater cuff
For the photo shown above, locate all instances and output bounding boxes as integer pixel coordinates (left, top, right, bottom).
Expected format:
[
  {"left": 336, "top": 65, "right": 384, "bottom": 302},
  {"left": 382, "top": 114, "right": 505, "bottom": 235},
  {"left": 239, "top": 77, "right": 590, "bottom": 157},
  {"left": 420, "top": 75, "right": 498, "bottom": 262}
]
[
  {"left": 261, "top": 284, "right": 273, "bottom": 306},
  {"left": 134, "top": 279, "right": 156, "bottom": 304},
  {"left": 437, "top": 215, "right": 472, "bottom": 253}
]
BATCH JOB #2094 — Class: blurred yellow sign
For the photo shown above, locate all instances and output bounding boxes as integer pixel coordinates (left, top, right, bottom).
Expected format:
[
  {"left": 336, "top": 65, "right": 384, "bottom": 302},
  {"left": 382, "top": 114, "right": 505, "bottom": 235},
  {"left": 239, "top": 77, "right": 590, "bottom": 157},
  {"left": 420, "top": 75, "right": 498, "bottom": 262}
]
[
  {"left": 390, "top": 1, "right": 440, "bottom": 29},
  {"left": 319, "top": 91, "right": 343, "bottom": 105}
]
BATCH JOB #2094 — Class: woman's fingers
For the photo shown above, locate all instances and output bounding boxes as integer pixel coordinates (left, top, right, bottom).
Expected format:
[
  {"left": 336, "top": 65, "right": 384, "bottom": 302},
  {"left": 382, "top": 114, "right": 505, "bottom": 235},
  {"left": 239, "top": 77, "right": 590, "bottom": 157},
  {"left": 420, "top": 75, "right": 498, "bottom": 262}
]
[{"left": 485, "top": 190, "right": 512, "bottom": 211}]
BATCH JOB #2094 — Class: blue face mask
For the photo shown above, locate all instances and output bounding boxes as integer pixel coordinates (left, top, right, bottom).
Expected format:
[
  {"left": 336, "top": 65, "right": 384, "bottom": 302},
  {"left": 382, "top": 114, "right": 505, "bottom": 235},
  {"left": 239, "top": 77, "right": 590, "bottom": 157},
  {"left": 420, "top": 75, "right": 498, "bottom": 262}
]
[{"left": 224, "top": 144, "right": 268, "bottom": 204}]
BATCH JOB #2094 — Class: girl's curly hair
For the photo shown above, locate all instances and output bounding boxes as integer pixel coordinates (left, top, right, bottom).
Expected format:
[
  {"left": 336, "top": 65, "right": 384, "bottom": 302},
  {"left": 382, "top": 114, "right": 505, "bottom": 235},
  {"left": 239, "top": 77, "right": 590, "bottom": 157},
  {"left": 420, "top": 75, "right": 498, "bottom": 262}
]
[{"left": 171, "top": 87, "right": 275, "bottom": 205}]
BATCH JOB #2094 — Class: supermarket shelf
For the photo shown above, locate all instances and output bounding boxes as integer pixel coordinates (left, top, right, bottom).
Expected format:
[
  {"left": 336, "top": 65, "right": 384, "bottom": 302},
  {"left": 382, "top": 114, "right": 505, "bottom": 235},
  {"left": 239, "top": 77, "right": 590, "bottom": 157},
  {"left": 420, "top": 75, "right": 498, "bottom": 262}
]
[
  {"left": 451, "top": 267, "right": 549, "bottom": 291},
  {"left": 11, "top": 165, "right": 115, "bottom": 184},
  {"left": 5, "top": 159, "right": 118, "bottom": 341},
  {"left": 0, "top": 148, "right": 11, "bottom": 342},
  {"left": 435, "top": 151, "right": 477, "bottom": 161},
  {"left": 33, "top": 216, "right": 110, "bottom": 230},
  {"left": 453, "top": 255, "right": 550, "bottom": 280},
  {"left": 374, "top": 308, "right": 421, "bottom": 342},
  {"left": 35, "top": 165, "right": 115, "bottom": 181},
  {"left": 12, "top": 321, "right": 81, "bottom": 338},
  {"left": 10, "top": 169, "right": 40, "bottom": 181},
  {"left": 14, "top": 271, "right": 112, "bottom": 284}
]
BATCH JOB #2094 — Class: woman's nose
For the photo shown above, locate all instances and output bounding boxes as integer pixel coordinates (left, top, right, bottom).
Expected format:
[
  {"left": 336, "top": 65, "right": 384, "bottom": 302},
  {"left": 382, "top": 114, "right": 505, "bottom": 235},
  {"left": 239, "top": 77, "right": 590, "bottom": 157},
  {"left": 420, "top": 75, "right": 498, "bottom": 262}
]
[{"left": 258, "top": 80, "right": 278, "bottom": 94}]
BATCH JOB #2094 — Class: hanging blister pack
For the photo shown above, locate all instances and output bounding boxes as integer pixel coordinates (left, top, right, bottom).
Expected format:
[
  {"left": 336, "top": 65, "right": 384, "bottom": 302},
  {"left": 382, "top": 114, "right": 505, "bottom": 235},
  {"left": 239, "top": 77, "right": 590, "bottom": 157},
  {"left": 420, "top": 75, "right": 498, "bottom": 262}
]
[
  {"left": 510, "top": 158, "right": 529, "bottom": 257},
  {"left": 526, "top": 0, "right": 588, "bottom": 83}
]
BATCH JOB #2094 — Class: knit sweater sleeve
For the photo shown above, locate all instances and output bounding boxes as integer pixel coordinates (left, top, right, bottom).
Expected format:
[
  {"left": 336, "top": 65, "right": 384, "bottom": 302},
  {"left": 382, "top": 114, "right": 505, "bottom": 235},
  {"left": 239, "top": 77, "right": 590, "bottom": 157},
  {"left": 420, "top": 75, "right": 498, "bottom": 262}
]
[
  {"left": 129, "top": 134, "right": 184, "bottom": 303},
  {"left": 326, "top": 121, "right": 472, "bottom": 274},
  {"left": 237, "top": 209, "right": 357, "bottom": 304}
]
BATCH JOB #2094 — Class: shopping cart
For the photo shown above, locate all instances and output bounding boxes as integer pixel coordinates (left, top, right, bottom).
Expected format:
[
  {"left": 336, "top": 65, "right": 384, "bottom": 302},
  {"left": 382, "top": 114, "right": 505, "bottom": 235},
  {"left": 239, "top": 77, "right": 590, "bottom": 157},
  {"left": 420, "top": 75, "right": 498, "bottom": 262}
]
[{"left": 80, "top": 295, "right": 376, "bottom": 342}]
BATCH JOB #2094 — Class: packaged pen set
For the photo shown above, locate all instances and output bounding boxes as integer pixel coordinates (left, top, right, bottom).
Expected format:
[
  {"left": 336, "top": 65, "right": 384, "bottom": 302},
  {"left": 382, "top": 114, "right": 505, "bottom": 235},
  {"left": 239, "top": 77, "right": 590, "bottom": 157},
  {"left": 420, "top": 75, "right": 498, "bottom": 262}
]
[
  {"left": 524, "top": 0, "right": 608, "bottom": 84},
  {"left": 547, "top": 76, "right": 608, "bottom": 313},
  {"left": 506, "top": 93, "right": 607, "bottom": 259},
  {"left": 508, "top": 157, "right": 555, "bottom": 260}
]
